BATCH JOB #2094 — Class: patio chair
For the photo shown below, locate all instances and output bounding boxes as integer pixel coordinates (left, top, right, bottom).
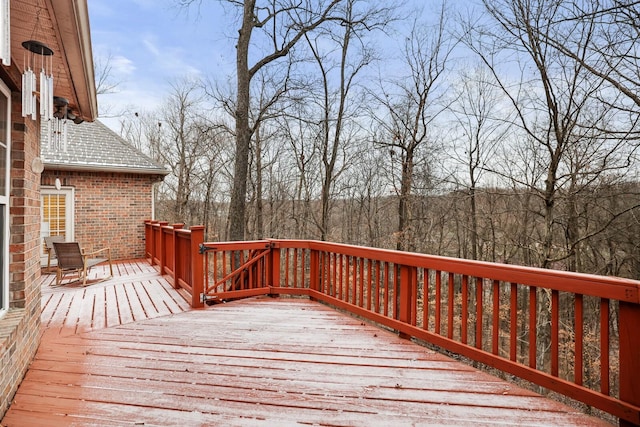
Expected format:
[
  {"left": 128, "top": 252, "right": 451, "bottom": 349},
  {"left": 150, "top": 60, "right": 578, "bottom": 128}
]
[
  {"left": 44, "top": 235, "right": 66, "bottom": 272},
  {"left": 52, "top": 241, "right": 113, "bottom": 287}
]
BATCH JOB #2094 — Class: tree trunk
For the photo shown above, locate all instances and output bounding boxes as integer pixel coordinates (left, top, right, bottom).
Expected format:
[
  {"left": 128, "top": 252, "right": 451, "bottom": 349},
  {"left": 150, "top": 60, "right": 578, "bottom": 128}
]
[
  {"left": 255, "top": 124, "right": 263, "bottom": 238},
  {"left": 397, "top": 151, "right": 414, "bottom": 251},
  {"left": 469, "top": 185, "right": 478, "bottom": 260},
  {"left": 541, "top": 153, "right": 560, "bottom": 268},
  {"left": 227, "top": 0, "right": 254, "bottom": 242}
]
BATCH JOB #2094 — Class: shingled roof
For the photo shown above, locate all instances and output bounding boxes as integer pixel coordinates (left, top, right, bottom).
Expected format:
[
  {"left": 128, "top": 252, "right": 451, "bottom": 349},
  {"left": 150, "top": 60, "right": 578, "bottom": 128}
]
[{"left": 41, "top": 119, "right": 168, "bottom": 175}]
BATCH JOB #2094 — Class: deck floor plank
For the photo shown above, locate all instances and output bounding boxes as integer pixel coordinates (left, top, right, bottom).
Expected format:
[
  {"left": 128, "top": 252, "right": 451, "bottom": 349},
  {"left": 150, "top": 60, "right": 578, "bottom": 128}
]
[
  {"left": 25, "top": 357, "right": 525, "bottom": 395},
  {"left": 91, "top": 285, "right": 107, "bottom": 330},
  {"left": 40, "top": 291, "right": 62, "bottom": 328},
  {"left": 104, "top": 284, "right": 121, "bottom": 328},
  {"left": 74, "top": 288, "right": 96, "bottom": 334},
  {"left": 114, "top": 282, "right": 135, "bottom": 325},
  {"left": 130, "top": 280, "right": 158, "bottom": 317},
  {"left": 2, "top": 260, "right": 611, "bottom": 426}
]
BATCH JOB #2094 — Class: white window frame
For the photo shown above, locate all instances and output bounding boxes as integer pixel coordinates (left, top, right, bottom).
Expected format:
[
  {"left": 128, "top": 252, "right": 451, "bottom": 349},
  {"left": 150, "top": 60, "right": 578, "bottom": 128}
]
[
  {"left": 40, "top": 186, "right": 75, "bottom": 258},
  {"left": 0, "top": 79, "right": 10, "bottom": 316}
]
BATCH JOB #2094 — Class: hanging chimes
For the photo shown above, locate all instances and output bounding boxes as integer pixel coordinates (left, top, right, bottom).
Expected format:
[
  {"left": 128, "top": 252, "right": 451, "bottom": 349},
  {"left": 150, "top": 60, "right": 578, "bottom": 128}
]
[{"left": 21, "top": 40, "right": 53, "bottom": 120}]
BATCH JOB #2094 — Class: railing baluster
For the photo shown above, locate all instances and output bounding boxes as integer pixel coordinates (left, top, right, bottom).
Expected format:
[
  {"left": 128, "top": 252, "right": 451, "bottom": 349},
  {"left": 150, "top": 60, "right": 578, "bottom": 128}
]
[
  {"left": 600, "top": 298, "right": 609, "bottom": 395},
  {"left": 367, "top": 259, "right": 372, "bottom": 311},
  {"left": 222, "top": 251, "right": 227, "bottom": 289},
  {"left": 382, "top": 262, "right": 389, "bottom": 317},
  {"left": 492, "top": 279, "right": 499, "bottom": 355},
  {"left": 204, "top": 249, "right": 210, "bottom": 293},
  {"left": 319, "top": 252, "right": 326, "bottom": 293},
  {"left": 423, "top": 270, "right": 430, "bottom": 331},
  {"left": 510, "top": 282, "right": 517, "bottom": 362},
  {"left": 372, "top": 261, "right": 381, "bottom": 313},
  {"left": 340, "top": 254, "right": 345, "bottom": 300},
  {"left": 331, "top": 254, "right": 338, "bottom": 298},
  {"left": 285, "top": 248, "right": 290, "bottom": 288},
  {"left": 435, "top": 271, "right": 441, "bottom": 335},
  {"left": 351, "top": 256, "right": 357, "bottom": 305},
  {"left": 448, "top": 273, "right": 454, "bottom": 340},
  {"left": 392, "top": 263, "right": 398, "bottom": 319},
  {"left": 462, "top": 275, "right": 468, "bottom": 345},
  {"left": 212, "top": 251, "right": 218, "bottom": 293},
  {"left": 411, "top": 268, "right": 418, "bottom": 326},
  {"left": 529, "top": 286, "right": 537, "bottom": 369},
  {"left": 325, "top": 252, "right": 330, "bottom": 295},
  {"left": 355, "top": 258, "right": 359, "bottom": 306},
  {"left": 339, "top": 254, "right": 343, "bottom": 300},
  {"left": 476, "top": 277, "right": 483, "bottom": 350},
  {"left": 340, "top": 253, "right": 344, "bottom": 300},
  {"left": 575, "top": 294, "right": 583, "bottom": 386},
  {"left": 249, "top": 252, "right": 255, "bottom": 289},
  {"left": 358, "top": 258, "right": 364, "bottom": 308},
  {"left": 294, "top": 248, "right": 298, "bottom": 288},
  {"left": 551, "top": 289, "right": 559, "bottom": 377}
]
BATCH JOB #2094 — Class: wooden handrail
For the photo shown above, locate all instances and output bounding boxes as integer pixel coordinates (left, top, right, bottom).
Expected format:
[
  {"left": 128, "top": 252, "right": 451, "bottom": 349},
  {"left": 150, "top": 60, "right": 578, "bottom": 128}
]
[
  {"left": 198, "top": 238, "right": 640, "bottom": 426},
  {"left": 146, "top": 224, "right": 640, "bottom": 426}
]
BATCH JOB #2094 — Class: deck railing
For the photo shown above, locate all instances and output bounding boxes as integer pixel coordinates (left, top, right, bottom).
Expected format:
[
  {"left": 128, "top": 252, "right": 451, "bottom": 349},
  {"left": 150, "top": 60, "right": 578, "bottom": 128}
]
[
  {"left": 144, "top": 221, "right": 204, "bottom": 307},
  {"left": 144, "top": 222, "right": 640, "bottom": 426}
]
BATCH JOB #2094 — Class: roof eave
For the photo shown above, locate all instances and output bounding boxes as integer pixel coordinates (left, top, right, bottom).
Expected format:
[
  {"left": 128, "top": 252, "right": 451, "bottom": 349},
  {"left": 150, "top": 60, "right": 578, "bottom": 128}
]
[
  {"left": 47, "top": 0, "right": 98, "bottom": 122},
  {"left": 44, "top": 163, "right": 170, "bottom": 176}
]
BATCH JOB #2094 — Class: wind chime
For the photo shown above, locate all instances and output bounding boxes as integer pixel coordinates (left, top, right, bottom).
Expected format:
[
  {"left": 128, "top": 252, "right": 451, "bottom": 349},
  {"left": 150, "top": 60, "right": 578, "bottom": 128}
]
[
  {"left": 49, "top": 97, "right": 69, "bottom": 152},
  {"left": 21, "top": 39, "right": 53, "bottom": 120},
  {"left": 20, "top": 2, "right": 69, "bottom": 152}
]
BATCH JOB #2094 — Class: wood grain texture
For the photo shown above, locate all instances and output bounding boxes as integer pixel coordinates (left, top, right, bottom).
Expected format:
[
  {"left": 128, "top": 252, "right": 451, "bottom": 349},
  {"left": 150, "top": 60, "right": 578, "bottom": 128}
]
[{"left": 2, "top": 261, "right": 609, "bottom": 426}]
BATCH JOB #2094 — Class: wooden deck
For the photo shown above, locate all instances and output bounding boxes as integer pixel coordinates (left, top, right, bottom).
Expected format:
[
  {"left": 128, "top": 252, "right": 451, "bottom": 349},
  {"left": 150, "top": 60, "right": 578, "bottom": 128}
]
[{"left": 2, "top": 260, "right": 610, "bottom": 426}]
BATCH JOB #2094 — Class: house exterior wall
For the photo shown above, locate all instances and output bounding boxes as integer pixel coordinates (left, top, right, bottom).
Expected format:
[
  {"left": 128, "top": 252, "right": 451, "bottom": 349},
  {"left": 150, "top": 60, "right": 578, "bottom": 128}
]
[
  {"left": 0, "top": 94, "right": 42, "bottom": 418},
  {"left": 41, "top": 170, "right": 161, "bottom": 260}
]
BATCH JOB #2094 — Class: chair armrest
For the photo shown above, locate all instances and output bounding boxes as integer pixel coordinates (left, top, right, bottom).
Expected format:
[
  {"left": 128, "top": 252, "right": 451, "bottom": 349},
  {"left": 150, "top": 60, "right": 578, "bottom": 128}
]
[{"left": 82, "top": 247, "right": 111, "bottom": 258}]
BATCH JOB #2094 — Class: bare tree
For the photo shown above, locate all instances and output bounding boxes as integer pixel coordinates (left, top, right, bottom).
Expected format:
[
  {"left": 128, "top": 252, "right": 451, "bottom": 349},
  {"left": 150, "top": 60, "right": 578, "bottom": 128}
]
[
  {"left": 227, "top": 0, "right": 349, "bottom": 241},
  {"left": 93, "top": 51, "right": 127, "bottom": 118},
  {"left": 302, "top": 0, "right": 390, "bottom": 240},
  {"left": 142, "top": 78, "right": 213, "bottom": 224},
  {"left": 94, "top": 51, "right": 122, "bottom": 96},
  {"left": 540, "top": 1, "right": 640, "bottom": 111},
  {"left": 370, "top": 6, "right": 456, "bottom": 251},
  {"left": 448, "top": 65, "right": 510, "bottom": 260},
  {"left": 469, "top": 0, "right": 640, "bottom": 270},
  {"left": 277, "top": 99, "right": 318, "bottom": 239}
]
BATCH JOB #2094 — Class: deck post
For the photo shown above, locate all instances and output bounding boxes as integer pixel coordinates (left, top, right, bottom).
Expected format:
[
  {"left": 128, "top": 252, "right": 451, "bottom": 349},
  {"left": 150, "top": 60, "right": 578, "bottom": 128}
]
[
  {"left": 154, "top": 221, "right": 165, "bottom": 265},
  {"left": 309, "top": 249, "right": 319, "bottom": 297},
  {"left": 147, "top": 220, "right": 159, "bottom": 265},
  {"left": 144, "top": 220, "right": 152, "bottom": 260},
  {"left": 619, "top": 301, "right": 640, "bottom": 427},
  {"left": 171, "top": 224, "right": 184, "bottom": 289},
  {"left": 269, "top": 243, "right": 280, "bottom": 289},
  {"left": 398, "top": 264, "right": 414, "bottom": 339},
  {"left": 190, "top": 226, "right": 205, "bottom": 308},
  {"left": 158, "top": 222, "right": 169, "bottom": 275}
]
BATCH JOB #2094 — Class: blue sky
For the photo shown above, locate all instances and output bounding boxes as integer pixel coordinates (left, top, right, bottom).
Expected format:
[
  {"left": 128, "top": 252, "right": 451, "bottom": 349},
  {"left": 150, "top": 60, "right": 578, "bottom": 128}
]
[
  {"left": 89, "top": 0, "right": 236, "bottom": 126},
  {"left": 88, "top": 0, "right": 448, "bottom": 131}
]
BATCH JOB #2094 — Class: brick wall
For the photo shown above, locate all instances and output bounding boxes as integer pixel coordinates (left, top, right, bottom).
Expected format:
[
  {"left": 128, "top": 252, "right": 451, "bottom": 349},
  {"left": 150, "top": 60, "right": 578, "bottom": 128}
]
[
  {"left": 0, "top": 93, "right": 42, "bottom": 418},
  {"left": 41, "top": 170, "right": 162, "bottom": 260}
]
